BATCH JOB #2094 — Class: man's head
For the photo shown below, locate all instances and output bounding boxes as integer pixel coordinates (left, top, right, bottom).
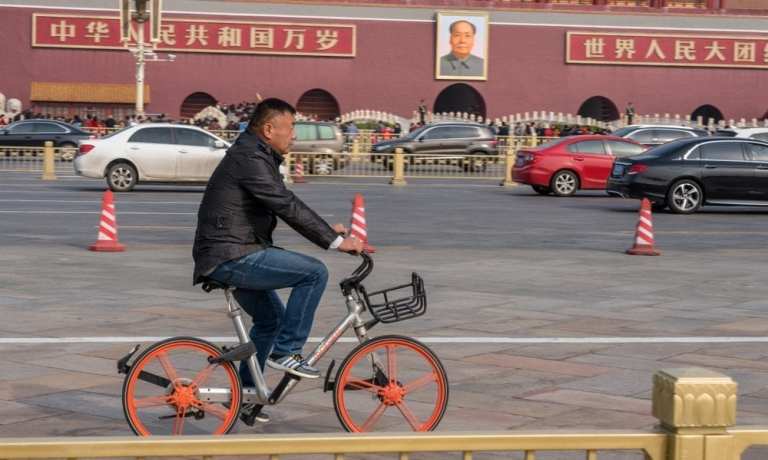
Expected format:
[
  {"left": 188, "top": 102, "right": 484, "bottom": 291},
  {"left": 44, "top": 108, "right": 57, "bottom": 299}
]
[
  {"left": 248, "top": 98, "right": 296, "bottom": 155},
  {"left": 449, "top": 20, "right": 476, "bottom": 60}
]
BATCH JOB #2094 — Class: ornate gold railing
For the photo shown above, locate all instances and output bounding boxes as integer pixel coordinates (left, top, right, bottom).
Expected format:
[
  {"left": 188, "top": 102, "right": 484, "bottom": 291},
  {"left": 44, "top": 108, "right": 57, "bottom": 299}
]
[{"left": 0, "top": 431, "right": 667, "bottom": 459}]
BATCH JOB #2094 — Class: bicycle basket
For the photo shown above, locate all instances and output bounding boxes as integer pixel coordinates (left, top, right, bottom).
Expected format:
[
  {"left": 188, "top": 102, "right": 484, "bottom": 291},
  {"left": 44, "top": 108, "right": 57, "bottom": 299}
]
[{"left": 359, "top": 272, "right": 426, "bottom": 324}]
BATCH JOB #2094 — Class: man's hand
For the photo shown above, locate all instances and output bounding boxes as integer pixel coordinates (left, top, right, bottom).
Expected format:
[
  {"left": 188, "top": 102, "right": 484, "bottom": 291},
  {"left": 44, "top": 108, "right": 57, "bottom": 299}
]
[
  {"left": 337, "top": 235, "right": 364, "bottom": 254},
  {"left": 332, "top": 223, "right": 348, "bottom": 235}
]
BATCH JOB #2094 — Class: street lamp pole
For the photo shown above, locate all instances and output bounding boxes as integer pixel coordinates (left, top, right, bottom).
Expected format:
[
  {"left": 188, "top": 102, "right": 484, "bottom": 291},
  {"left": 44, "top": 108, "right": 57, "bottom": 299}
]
[{"left": 135, "top": 23, "right": 145, "bottom": 116}]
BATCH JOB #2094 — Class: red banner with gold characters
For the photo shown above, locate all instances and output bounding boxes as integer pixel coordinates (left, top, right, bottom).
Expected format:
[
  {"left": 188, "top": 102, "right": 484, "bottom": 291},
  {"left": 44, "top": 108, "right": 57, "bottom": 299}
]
[
  {"left": 32, "top": 13, "right": 356, "bottom": 57},
  {"left": 567, "top": 31, "right": 768, "bottom": 69}
]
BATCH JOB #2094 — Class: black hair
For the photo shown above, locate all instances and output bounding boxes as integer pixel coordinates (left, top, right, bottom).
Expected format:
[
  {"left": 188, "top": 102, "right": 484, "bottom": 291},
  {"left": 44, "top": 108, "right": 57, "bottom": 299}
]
[
  {"left": 449, "top": 20, "right": 476, "bottom": 35},
  {"left": 248, "top": 98, "right": 296, "bottom": 129}
]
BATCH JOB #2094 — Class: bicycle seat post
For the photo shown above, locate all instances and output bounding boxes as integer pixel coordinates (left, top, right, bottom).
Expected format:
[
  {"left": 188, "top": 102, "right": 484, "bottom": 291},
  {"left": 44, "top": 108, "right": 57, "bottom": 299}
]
[{"left": 224, "top": 287, "right": 271, "bottom": 403}]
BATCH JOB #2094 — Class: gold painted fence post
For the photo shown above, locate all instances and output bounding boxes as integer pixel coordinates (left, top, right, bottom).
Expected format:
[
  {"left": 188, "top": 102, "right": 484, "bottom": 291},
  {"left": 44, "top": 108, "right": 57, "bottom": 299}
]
[
  {"left": 652, "top": 368, "right": 738, "bottom": 460},
  {"left": 500, "top": 146, "right": 517, "bottom": 188},
  {"left": 41, "top": 141, "right": 57, "bottom": 181},
  {"left": 390, "top": 147, "right": 407, "bottom": 186}
]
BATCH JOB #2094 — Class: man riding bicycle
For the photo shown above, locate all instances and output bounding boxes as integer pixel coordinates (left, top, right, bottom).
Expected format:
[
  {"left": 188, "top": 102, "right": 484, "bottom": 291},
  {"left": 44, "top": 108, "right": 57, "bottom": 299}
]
[{"left": 192, "top": 98, "right": 363, "bottom": 421}]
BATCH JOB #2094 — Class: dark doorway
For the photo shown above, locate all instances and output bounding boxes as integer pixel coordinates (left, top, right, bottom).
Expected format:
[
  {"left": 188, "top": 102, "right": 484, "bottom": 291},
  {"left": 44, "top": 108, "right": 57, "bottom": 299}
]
[
  {"left": 691, "top": 104, "right": 724, "bottom": 123},
  {"left": 296, "top": 89, "right": 340, "bottom": 121},
  {"left": 180, "top": 92, "right": 217, "bottom": 119},
  {"left": 577, "top": 96, "right": 620, "bottom": 122},
  {"left": 433, "top": 83, "right": 486, "bottom": 119}
]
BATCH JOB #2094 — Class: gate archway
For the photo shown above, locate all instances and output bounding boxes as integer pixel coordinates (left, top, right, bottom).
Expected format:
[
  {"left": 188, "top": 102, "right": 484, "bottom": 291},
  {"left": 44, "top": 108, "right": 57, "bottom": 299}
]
[
  {"left": 691, "top": 104, "right": 724, "bottom": 123},
  {"left": 180, "top": 92, "right": 217, "bottom": 119},
  {"left": 433, "top": 83, "right": 486, "bottom": 119},
  {"left": 577, "top": 96, "right": 619, "bottom": 122},
  {"left": 296, "top": 89, "right": 340, "bottom": 121}
]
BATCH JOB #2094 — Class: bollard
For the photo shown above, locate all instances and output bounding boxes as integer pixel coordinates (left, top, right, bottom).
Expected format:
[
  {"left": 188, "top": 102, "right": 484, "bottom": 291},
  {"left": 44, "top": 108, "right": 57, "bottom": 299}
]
[
  {"left": 390, "top": 147, "right": 407, "bottom": 186},
  {"left": 41, "top": 141, "right": 57, "bottom": 181},
  {"left": 351, "top": 138, "right": 360, "bottom": 160},
  {"left": 500, "top": 148, "right": 517, "bottom": 188},
  {"left": 652, "top": 368, "right": 738, "bottom": 460},
  {"left": 283, "top": 152, "right": 294, "bottom": 185}
]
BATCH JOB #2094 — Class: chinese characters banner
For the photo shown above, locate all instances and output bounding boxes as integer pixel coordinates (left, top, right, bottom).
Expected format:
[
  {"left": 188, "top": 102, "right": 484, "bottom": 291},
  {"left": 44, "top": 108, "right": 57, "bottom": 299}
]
[
  {"left": 33, "top": 14, "right": 356, "bottom": 57},
  {"left": 567, "top": 31, "right": 768, "bottom": 69}
]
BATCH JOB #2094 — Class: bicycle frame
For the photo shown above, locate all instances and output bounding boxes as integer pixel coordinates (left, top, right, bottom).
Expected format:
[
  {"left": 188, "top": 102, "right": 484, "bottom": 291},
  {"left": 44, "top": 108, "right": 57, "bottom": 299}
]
[{"left": 197, "top": 287, "right": 374, "bottom": 406}]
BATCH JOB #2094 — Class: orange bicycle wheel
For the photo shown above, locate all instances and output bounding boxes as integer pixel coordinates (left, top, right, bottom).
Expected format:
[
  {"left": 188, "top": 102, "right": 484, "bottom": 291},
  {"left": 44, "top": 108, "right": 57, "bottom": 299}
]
[
  {"left": 122, "top": 337, "right": 242, "bottom": 436},
  {"left": 333, "top": 335, "right": 448, "bottom": 432}
]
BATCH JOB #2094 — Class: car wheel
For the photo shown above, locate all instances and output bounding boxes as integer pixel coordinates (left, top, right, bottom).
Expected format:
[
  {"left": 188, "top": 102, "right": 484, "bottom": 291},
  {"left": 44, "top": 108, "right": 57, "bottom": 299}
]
[
  {"left": 107, "top": 162, "right": 138, "bottom": 192},
  {"left": 667, "top": 179, "right": 702, "bottom": 214},
  {"left": 532, "top": 185, "right": 551, "bottom": 195},
  {"left": 59, "top": 143, "right": 77, "bottom": 161},
  {"left": 550, "top": 170, "right": 579, "bottom": 197}
]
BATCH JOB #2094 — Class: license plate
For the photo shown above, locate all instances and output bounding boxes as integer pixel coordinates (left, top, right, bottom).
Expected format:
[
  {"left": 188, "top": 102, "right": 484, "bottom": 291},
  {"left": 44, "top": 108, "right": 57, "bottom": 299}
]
[{"left": 612, "top": 164, "right": 625, "bottom": 177}]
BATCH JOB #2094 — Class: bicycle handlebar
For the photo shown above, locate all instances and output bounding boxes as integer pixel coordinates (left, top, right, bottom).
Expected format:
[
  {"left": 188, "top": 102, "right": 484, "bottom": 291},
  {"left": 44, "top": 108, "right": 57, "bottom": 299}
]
[{"left": 339, "top": 252, "right": 373, "bottom": 294}]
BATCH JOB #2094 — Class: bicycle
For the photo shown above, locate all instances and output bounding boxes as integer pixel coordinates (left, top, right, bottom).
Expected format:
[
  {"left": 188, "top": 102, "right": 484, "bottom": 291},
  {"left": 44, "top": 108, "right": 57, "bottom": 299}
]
[{"left": 116, "top": 253, "right": 449, "bottom": 435}]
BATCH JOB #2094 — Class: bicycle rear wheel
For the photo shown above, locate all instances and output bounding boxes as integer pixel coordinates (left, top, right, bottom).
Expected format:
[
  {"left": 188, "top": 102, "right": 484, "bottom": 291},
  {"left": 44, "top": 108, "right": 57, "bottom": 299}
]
[
  {"left": 333, "top": 334, "right": 448, "bottom": 432},
  {"left": 122, "top": 336, "right": 242, "bottom": 436}
]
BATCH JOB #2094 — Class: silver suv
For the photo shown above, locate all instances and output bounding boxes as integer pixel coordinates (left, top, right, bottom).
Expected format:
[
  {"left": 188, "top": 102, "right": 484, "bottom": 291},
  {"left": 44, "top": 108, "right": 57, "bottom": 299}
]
[{"left": 291, "top": 121, "right": 345, "bottom": 174}]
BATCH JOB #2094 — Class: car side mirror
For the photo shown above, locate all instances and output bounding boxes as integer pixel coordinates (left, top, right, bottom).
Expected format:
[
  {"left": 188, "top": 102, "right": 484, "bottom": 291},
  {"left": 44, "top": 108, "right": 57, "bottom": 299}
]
[
  {"left": 1, "top": 129, "right": 7, "bottom": 135},
  {"left": 417, "top": 137, "right": 425, "bottom": 142},
  {"left": 213, "top": 140, "right": 226, "bottom": 149}
]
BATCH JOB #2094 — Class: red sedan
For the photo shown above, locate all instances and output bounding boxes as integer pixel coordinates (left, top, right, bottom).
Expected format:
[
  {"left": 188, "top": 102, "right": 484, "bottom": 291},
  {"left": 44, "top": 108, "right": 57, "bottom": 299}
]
[{"left": 512, "top": 135, "right": 646, "bottom": 196}]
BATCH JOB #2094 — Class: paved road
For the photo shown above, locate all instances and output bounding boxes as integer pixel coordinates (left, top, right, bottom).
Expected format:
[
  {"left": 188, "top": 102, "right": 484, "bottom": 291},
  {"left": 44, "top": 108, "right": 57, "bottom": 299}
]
[{"left": 2, "top": 171, "right": 768, "bottom": 457}]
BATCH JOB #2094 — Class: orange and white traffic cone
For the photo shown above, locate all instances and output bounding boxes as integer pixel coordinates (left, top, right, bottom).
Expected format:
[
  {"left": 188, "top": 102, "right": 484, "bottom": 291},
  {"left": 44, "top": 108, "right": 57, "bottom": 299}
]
[
  {"left": 89, "top": 189, "right": 125, "bottom": 252},
  {"left": 293, "top": 158, "right": 306, "bottom": 183},
  {"left": 626, "top": 198, "right": 660, "bottom": 256},
  {"left": 350, "top": 193, "right": 376, "bottom": 253}
]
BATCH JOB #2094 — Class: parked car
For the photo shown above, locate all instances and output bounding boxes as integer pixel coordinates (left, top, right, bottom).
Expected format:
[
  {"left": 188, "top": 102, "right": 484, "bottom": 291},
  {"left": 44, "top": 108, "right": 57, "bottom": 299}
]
[
  {"left": 611, "top": 125, "right": 709, "bottom": 148},
  {"left": 74, "top": 124, "right": 230, "bottom": 192},
  {"left": 607, "top": 137, "right": 768, "bottom": 214},
  {"left": 371, "top": 122, "right": 498, "bottom": 169},
  {"left": 291, "top": 121, "right": 346, "bottom": 174},
  {"left": 0, "top": 119, "right": 93, "bottom": 160},
  {"left": 714, "top": 127, "right": 768, "bottom": 142},
  {"left": 512, "top": 135, "right": 646, "bottom": 196}
]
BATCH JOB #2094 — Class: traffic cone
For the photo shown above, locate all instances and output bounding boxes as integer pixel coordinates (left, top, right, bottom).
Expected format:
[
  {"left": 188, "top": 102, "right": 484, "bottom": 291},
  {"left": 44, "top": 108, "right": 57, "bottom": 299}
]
[
  {"left": 626, "top": 198, "right": 660, "bottom": 256},
  {"left": 89, "top": 189, "right": 125, "bottom": 252},
  {"left": 350, "top": 193, "right": 376, "bottom": 253},
  {"left": 293, "top": 158, "right": 306, "bottom": 183}
]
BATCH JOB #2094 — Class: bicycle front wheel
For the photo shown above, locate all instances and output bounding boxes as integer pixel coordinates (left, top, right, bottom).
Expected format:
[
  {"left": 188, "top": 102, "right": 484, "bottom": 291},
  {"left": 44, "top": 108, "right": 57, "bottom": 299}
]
[
  {"left": 122, "top": 337, "right": 242, "bottom": 436},
  {"left": 333, "top": 335, "right": 449, "bottom": 432}
]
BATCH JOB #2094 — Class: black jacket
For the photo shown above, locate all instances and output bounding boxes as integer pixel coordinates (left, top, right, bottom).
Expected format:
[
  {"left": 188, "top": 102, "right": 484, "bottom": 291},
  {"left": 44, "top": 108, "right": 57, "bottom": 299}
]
[{"left": 192, "top": 130, "right": 337, "bottom": 284}]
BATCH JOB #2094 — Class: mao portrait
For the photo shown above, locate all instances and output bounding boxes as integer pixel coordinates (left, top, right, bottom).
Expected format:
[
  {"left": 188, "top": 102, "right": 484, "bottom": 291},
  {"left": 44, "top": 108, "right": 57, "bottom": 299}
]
[{"left": 435, "top": 12, "right": 489, "bottom": 81}]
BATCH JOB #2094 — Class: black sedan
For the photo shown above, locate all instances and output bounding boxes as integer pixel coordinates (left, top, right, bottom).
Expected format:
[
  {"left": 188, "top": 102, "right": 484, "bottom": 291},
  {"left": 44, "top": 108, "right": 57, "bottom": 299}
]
[
  {"left": 0, "top": 119, "right": 93, "bottom": 160},
  {"left": 607, "top": 137, "right": 768, "bottom": 214}
]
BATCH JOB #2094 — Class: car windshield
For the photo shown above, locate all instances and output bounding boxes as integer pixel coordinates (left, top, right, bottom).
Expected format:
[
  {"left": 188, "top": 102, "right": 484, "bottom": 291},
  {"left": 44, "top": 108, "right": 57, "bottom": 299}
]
[
  {"left": 536, "top": 137, "right": 570, "bottom": 149},
  {"left": 403, "top": 126, "right": 429, "bottom": 139},
  {"left": 101, "top": 127, "right": 131, "bottom": 139},
  {"left": 611, "top": 127, "right": 636, "bottom": 137},
  {"left": 629, "top": 139, "right": 691, "bottom": 160}
]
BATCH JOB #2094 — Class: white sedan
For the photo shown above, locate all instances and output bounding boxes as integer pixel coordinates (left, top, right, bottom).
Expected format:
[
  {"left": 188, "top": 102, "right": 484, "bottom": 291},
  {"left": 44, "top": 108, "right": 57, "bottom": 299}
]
[{"left": 74, "top": 124, "right": 231, "bottom": 192}]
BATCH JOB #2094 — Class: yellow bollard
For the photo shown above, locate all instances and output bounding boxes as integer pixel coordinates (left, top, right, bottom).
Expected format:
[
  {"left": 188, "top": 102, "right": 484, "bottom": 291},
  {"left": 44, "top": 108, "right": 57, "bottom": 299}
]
[
  {"left": 351, "top": 138, "right": 360, "bottom": 158},
  {"left": 41, "top": 141, "right": 57, "bottom": 181},
  {"left": 390, "top": 147, "right": 407, "bottom": 186},
  {"left": 500, "top": 148, "right": 517, "bottom": 187}
]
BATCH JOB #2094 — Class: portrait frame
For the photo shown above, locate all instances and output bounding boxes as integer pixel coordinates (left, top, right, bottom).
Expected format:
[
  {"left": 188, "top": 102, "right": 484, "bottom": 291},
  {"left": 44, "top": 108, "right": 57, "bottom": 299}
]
[{"left": 434, "top": 11, "right": 489, "bottom": 81}]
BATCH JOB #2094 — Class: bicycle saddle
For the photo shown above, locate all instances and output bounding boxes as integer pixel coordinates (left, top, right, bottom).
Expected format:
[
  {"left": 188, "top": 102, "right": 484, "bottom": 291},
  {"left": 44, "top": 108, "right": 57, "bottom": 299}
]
[{"left": 200, "top": 278, "right": 230, "bottom": 293}]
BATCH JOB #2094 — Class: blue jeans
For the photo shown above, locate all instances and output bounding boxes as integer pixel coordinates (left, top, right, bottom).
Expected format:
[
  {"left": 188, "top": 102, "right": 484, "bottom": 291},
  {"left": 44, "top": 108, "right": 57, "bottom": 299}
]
[{"left": 207, "top": 248, "right": 329, "bottom": 386}]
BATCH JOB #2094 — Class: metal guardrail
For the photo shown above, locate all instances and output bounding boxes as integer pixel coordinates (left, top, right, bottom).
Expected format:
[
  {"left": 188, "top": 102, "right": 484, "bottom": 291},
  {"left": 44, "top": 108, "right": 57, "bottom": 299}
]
[
  {"left": 0, "top": 146, "right": 71, "bottom": 173},
  {"left": 288, "top": 153, "right": 511, "bottom": 180}
]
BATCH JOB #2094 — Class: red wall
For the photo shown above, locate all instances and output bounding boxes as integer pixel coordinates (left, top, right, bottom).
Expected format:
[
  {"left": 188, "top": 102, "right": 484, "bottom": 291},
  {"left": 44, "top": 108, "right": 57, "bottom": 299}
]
[{"left": 1, "top": 6, "right": 767, "bottom": 120}]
